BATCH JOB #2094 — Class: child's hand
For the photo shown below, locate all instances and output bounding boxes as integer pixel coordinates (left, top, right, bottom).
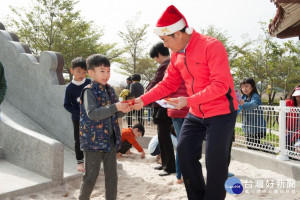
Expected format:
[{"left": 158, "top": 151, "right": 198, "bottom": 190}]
[
  {"left": 116, "top": 102, "right": 131, "bottom": 113},
  {"left": 141, "top": 151, "right": 145, "bottom": 159}
]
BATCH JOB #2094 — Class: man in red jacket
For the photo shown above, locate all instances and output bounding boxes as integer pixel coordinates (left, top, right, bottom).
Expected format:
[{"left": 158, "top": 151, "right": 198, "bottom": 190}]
[{"left": 132, "top": 5, "right": 238, "bottom": 200}]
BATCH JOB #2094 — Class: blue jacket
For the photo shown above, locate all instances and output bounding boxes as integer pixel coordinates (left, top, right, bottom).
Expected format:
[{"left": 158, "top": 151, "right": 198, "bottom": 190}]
[
  {"left": 79, "top": 81, "right": 121, "bottom": 152},
  {"left": 241, "top": 93, "right": 266, "bottom": 135}
]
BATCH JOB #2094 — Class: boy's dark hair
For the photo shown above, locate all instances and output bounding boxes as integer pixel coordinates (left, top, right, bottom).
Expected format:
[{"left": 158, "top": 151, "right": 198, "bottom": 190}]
[
  {"left": 71, "top": 57, "right": 87, "bottom": 70},
  {"left": 132, "top": 123, "right": 145, "bottom": 137},
  {"left": 132, "top": 74, "right": 141, "bottom": 81},
  {"left": 86, "top": 54, "right": 110, "bottom": 71},
  {"left": 150, "top": 42, "right": 170, "bottom": 58},
  {"left": 239, "top": 77, "right": 259, "bottom": 97}
]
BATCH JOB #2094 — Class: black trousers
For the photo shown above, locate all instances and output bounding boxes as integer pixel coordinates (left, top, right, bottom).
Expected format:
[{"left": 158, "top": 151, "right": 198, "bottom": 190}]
[
  {"left": 178, "top": 111, "right": 237, "bottom": 200},
  {"left": 127, "top": 111, "right": 133, "bottom": 128},
  {"left": 153, "top": 107, "right": 175, "bottom": 173},
  {"left": 135, "top": 109, "right": 144, "bottom": 126},
  {"left": 72, "top": 120, "right": 84, "bottom": 163},
  {"left": 118, "top": 141, "right": 132, "bottom": 154}
]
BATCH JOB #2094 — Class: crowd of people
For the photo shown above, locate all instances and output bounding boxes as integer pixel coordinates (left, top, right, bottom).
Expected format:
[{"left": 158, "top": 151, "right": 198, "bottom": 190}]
[{"left": 0, "top": 4, "right": 299, "bottom": 200}]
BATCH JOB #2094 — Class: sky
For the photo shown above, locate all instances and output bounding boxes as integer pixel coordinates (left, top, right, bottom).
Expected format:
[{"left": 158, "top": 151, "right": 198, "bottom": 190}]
[{"left": 0, "top": 0, "right": 295, "bottom": 86}]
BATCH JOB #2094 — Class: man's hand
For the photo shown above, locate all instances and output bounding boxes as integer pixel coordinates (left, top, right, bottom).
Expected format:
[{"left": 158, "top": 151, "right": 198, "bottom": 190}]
[
  {"left": 116, "top": 102, "right": 131, "bottom": 113},
  {"left": 167, "top": 97, "right": 188, "bottom": 110},
  {"left": 130, "top": 98, "right": 144, "bottom": 110}
]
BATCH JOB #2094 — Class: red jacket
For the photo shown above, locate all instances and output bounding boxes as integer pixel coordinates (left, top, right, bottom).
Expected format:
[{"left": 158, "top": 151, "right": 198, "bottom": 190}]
[
  {"left": 141, "top": 30, "right": 238, "bottom": 118},
  {"left": 121, "top": 128, "right": 143, "bottom": 152},
  {"left": 167, "top": 80, "right": 189, "bottom": 118}
]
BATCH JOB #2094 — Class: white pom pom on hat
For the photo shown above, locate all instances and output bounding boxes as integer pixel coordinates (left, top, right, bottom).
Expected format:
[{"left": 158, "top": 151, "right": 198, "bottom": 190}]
[
  {"left": 155, "top": 5, "right": 193, "bottom": 36},
  {"left": 185, "top": 27, "right": 193, "bottom": 34}
]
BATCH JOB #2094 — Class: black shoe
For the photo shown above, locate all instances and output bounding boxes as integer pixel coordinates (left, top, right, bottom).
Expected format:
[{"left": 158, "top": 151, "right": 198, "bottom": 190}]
[
  {"left": 154, "top": 166, "right": 164, "bottom": 170},
  {"left": 159, "top": 171, "right": 173, "bottom": 176}
]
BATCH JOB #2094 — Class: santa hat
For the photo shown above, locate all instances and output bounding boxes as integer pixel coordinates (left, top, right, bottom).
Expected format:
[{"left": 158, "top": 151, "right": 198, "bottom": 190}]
[{"left": 155, "top": 5, "right": 193, "bottom": 36}]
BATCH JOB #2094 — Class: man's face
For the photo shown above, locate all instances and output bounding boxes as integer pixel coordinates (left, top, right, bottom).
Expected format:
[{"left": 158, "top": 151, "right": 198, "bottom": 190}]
[{"left": 159, "top": 32, "right": 184, "bottom": 53}]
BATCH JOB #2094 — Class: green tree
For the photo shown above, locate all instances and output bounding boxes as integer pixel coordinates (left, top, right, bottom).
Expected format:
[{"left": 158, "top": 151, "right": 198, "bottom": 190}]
[
  {"left": 200, "top": 25, "right": 251, "bottom": 88},
  {"left": 282, "top": 40, "right": 300, "bottom": 96},
  {"left": 231, "top": 22, "right": 300, "bottom": 104},
  {"left": 200, "top": 25, "right": 245, "bottom": 65},
  {"left": 118, "top": 14, "right": 156, "bottom": 85},
  {"left": 9, "top": 0, "right": 123, "bottom": 81},
  {"left": 136, "top": 55, "right": 158, "bottom": 84}
]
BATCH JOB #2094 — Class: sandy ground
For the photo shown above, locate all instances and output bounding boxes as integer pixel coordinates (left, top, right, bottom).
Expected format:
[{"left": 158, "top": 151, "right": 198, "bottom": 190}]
[{"left": 7, "top": 149, "right": 300, "bottom": 200}]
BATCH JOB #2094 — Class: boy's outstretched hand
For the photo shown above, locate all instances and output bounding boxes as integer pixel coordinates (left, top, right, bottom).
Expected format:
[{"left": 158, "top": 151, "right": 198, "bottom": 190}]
[
  {"left": 130, "top": 98, "right": 144, "bottom": 110},
  {"left": 116, "top": 102, "right": 131, "bottom": 113},
  {"left": 141, "top": 151, "right": 145, "bottom": 159}
]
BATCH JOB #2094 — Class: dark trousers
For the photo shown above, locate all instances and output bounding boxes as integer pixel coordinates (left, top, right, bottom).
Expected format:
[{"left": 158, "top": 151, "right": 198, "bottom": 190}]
[
  {"left": 177, "top": 111, "right": 237, "bottom": 200},
  {"left": 154, "top": 107, "right": 175, "bottom": 172},
  {"left": 118, "top": 141, "right": 132, "bottom": 154},
  {"left": 78, "top": 147, "right": 117, "bottom": 200},
  {"left": 72, "top": 120, "right": 84, "bottom": 163},
  {"left": 136, "top": 109, "right": 144, "bottom": 126},
  {"left": 127, "top": 111, "right": 133, "bottom": 128}
]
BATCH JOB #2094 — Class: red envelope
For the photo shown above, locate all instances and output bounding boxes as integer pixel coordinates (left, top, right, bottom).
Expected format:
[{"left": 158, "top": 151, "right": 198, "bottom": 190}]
[{"left": 122, "top": 99, "right": 135, "bottom": 106}]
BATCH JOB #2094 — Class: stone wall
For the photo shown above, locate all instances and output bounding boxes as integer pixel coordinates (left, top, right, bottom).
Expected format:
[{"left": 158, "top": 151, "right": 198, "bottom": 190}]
[{"left": 0, "top": 22, "right": 74, "bottom": 150}]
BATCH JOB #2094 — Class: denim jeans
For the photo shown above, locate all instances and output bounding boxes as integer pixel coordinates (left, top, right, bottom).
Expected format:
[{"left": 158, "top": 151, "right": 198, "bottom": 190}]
[{"left": 172, "top": 118, "right": 184, "bottom": 180}]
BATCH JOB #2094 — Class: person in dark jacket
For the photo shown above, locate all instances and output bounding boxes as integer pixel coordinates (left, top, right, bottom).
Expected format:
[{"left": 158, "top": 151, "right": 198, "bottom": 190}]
[
  {"left": 146, "top": 42, "right": 176, "bottom": 176},
  {"left": 125, "top": 76, "right": 132, "bottom": 90},
  {"left": 63, "top": 57, "right": 91, "bottom": 172},
  {"left": 129, "top": 74, "right": 144, "bottom": 126}
]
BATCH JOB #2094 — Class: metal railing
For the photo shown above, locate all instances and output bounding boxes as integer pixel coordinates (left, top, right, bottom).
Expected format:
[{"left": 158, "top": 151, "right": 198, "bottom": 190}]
[{"left": 120, "top": 101, "right": 300, "bottom": 161}]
